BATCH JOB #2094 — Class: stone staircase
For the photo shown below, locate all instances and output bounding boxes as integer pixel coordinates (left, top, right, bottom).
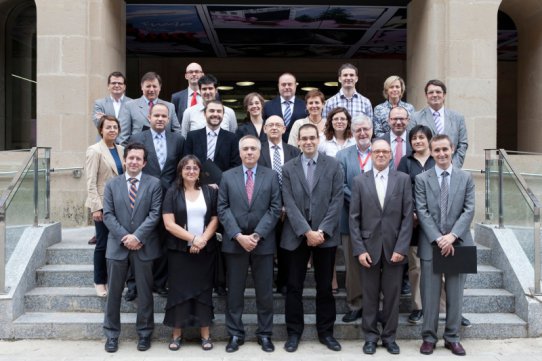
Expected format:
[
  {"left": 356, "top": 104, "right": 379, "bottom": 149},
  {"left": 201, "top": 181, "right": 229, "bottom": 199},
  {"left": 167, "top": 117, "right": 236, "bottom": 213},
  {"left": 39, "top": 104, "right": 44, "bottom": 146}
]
[{"left": 10, "top": 227, "right": 528, "bottom": 340}]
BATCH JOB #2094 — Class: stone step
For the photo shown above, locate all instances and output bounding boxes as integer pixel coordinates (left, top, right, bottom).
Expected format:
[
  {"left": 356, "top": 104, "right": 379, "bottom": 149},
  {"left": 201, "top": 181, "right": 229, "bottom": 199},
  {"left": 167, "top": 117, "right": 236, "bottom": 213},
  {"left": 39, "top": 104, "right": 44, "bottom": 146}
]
[{"left": 12, "top": 312, "right": 527, "bottom": 340}]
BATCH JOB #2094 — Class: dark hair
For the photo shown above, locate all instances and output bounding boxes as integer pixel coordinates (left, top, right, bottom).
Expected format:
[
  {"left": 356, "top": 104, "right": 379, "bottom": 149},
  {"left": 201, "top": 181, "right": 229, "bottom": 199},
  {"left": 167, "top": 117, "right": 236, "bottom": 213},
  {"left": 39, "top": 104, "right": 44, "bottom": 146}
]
[
  {"left": 176, "top": 155, "right": 202, "bottom": 190},
  {"left": 97, "top": 115, "right": 120, "bottom": 137},
  {"left": 408, "top": 125, "right": 433, "bottom": 149},
  {"left": 424, "top": 79, "right": 447, "bottom": 94},
  {"left": 107, "top": 71, "right": 126, "bottom": 85},
  {"left": 305, "top": 89, "right": 325, "bottom": 103},
  {"left": 338, "top": 63, "right": 358, "bottom": 77},
  {"left": 140, "top": 71, "right": 162, "bottom": 86},
  {"left": 298, "top": 123, "right": 319, "bottom": 139},
  {"left": 243, "top": 92, "right": 265, "bottom": 113},
  {"left": 198, "top": 74, "right": 218, "bottom": 89},
  {"left": 429, "top": 134, "right": 454, "bottom": 150},
  {"left": 324, "top": 107, "right": 353, "bottom": 140},
  {"left": 123, "top": 142, "right": 147, "bottom": 161},
  {"left": 203, "top": 99, "right": 224, "bottom": 112}
]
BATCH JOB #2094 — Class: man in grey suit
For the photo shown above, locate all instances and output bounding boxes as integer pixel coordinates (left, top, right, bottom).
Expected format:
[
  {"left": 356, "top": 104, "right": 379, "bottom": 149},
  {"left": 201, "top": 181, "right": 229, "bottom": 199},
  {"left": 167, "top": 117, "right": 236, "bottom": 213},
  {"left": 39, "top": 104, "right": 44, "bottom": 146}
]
[
  {"left": 218, "top": 135, "right": 282, "bottom": 353},
  {"left": 102, "top": 143, "right": 162, "bottom": 353},
  {"left": 336, "top": 114, "right": 373, "bottom": 323},
  {"left": 281, "top": 124, "right": 344, "bottom": 353},
  {"left": 118, "top": 71, "right": 181, "bottom": 145},
  {"left": 170, "top": 62, "right": 204, "bottom": 122},
  {"left": 92, "top": 71, "right": 131, "bottom": 127},
  {"left": 381, "top": 106, "right": 412, "bottom": 169},
  {"left": 416, "top": 134, "right": 475, "bottom": 356},
  {"left": 349, "top": 138, "right": 413, "bottom": 355},
  {"left": 410, "top": 79, "right": 468, "bottom": 168}
]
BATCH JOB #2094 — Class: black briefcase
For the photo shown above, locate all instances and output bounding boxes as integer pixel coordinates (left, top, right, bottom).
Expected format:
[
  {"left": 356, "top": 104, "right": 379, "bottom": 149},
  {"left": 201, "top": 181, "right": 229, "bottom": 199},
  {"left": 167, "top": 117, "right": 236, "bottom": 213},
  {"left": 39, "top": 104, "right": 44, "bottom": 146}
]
[{"left": 432, "top": 244, "right": 477, "bottom": 274}]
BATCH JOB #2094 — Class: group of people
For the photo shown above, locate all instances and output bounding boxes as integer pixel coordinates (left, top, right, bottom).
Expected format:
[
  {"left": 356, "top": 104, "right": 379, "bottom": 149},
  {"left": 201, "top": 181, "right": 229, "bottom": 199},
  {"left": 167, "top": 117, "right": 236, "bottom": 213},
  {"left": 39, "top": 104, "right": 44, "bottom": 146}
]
[{"left": 85, "top": 61, "right": 474, "bottom": 357}]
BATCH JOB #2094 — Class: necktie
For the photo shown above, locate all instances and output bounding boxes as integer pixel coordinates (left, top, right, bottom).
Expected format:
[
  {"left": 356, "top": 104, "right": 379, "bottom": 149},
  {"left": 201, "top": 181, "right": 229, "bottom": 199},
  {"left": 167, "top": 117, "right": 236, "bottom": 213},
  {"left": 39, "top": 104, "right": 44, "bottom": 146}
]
[
  {"left": 283, "top": 101, "right": 292, "bottom": 127},
  {"left": 207, "top": 131, "right": 217, "bottom": 160},
  {"left": 306, "top": 159, "right": 315, "bottom": 190},
  {"left": 272, "top": 145, "right": 282, "bottom": 186},
  {"left": 246, "top": 169, "right": 254, "bottom": 204},
  {"left": 376, "top": 173, "right": 385, "bottom": 208},
  {"left": 394, "top": 136, "right": 403, "bottom": 169},
  {"left": 440, "top": 171, "right": 449, "bottom": 233},
  {"left": 128, "top": 178, "right": 138, "bottom": 209},
  {"left": 190, "top": 91, "right": 197, "bottom": 107},
  {"left": 148, "top": 101, "right": 154, "bottom": 114},
  {"left": 433, "top": 111, "right": 444, "bottom": 134},
  {"left": 154, "top": 133, "right": 166, "bottom": 170}
]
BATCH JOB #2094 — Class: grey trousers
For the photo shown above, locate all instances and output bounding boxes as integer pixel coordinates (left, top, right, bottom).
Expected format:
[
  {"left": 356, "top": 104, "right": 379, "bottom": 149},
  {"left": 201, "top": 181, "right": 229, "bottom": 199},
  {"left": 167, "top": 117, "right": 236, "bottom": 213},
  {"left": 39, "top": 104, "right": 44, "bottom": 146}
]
[{"left": 341, "top": 234, "right": 363, "bottom": 311}]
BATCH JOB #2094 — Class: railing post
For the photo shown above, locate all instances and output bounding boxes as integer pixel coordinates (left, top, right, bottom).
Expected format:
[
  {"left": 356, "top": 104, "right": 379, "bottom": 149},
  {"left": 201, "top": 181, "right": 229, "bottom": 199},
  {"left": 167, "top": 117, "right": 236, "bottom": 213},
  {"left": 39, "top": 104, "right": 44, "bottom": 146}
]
[
  {"left": 0, "top": 208, "right": 5, "bottom": 294},
  {"left": 45, "top": 148, "right": 51, "bottom": 222},
  {"left": 498, "top": 152, "right": 504, "bottom": 228},
  {"left": 535, "top": 207, "right": 541, "bottom": 295},
  {"left": 485, "top": 149, "right": 491, "bottom": 222},
  {"left": 33, "top": 148, "right": 39, "bottom": 227}
]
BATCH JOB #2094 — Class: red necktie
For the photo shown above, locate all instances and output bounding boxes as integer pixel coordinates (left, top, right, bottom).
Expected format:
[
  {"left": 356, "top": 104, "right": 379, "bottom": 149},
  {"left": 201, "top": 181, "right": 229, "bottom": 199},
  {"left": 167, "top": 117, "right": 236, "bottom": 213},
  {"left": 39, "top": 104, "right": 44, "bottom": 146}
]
[
  {"left": 246, "top": 169, "right": 254, "bottom": 204},
  {"left": 190, "top": 91, "right": 197, "bottom": 107}
]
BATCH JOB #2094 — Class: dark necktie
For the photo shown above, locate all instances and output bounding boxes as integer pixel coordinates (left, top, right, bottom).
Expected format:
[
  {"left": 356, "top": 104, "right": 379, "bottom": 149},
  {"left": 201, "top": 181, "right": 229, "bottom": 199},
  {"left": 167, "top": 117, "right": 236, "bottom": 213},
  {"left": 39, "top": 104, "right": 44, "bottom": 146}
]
[
  {"left": 306, "top": 159, "right": 315, "bottom": 191},
  {"left": 128, "top": 178, "right": 138, "bottom": 209},
  {"left": 440, "top": 171, "right": 449, "bottom": 233}
]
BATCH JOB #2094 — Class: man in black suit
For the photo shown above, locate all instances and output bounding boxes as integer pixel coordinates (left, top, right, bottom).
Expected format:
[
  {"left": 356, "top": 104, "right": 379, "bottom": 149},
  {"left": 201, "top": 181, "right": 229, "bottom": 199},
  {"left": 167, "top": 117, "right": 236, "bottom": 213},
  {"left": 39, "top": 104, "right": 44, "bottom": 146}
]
[
  {"left": 263, "top": 73, "right": 308, "bottom": 142},
  {"left": 258, "top": 115, "right": 300, "bottom": 294},
  {"left": 171, "top": 62, "right": 204, "bottom": 122},
  {"left": 128, "top": 103, "right": 185, "bottom": 297},
  {"left": 349, "top": 138, "right": 413, "bottom": 355},
  {"left": 218, "top": 135, "right": 282, "bottom": 353}
]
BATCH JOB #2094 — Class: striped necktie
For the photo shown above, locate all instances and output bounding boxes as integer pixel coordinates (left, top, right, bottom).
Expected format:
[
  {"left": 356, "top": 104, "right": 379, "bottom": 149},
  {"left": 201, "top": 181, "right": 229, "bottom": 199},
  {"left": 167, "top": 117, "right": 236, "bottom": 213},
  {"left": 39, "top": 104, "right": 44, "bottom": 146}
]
[
  {"left": 283, "top": 101, "right": 292, "bottom": 127},
  {"left": 272, "top": 145, "right": 282, "bottom": 186},
  {"left": 128, "top": 178, "right": 138, "bottom": 209},
  {"left": 246, "top": 169, "right": 254, "bottom": 204},
  {"left": 433, "top": 111, "right": 444, "bottom": 134},
  {"left": 207, "top": 130, "right": 217, "bottom": 160}
]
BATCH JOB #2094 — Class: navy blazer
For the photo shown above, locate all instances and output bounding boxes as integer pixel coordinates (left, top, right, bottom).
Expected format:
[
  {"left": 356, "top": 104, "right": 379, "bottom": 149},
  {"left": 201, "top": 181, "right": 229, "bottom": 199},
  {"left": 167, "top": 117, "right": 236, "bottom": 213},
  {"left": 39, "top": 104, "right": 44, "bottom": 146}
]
[
  {"left": 263, "top": 96, "right": 308, "bottom": 143},
  {"left": 171, "top": 88, "right": 189, "bottom": 123},
  {"left": 236, "top": 121, "right": 267, "bottom": 143},
  {"left": 258, "top": 141, "right": 300, "bottom": 169}
]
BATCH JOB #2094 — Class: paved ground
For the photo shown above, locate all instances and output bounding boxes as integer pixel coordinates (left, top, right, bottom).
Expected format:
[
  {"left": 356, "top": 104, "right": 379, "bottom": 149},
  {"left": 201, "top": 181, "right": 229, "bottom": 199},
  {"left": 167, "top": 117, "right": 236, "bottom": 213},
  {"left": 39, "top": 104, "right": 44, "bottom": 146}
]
[{"left": 0, "top": 338, "right": 541, "bottom": 361}]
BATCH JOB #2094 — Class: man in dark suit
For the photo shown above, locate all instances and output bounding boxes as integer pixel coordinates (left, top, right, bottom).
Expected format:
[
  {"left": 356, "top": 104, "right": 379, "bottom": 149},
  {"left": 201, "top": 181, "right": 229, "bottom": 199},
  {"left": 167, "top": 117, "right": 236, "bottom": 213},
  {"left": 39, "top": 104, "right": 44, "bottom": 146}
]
[
  {"left": 410, "top": 79, "right": 468, "bottom": 168},
  {"left": 218, "top": 135, "right": 282, "bottom": 353},
  {"left": 416, "top": 134, "right": 475, "bottom": 356},
  {"left": 349, "top": 138, "right": 413, "bottom": 355},
  {"left": 102, "top": 143, "right": 162, "bottom": 353},
  {"left": 263, "top": 73, "right": 308, "bottom": 142},
  {"left": 281, "top": 124, "right": 344, "bottom": 353},
  {"left": 128, "top": 103, "right": 185, "bottom": 298},
  {"left": 380, "top": 106, "right": 412, "bottom": 169},
  {"left": 336, "top": 114, "right": 373, "bottom": 323},
  {"left": 92, "top": 71, "right": 131, "bottom": 127},
  {"left": 258, "top": 115, "right": 300, "bottom": 294},
  {"left": 170, "top": 62, "right": 204, "bottom": 122},
  {"left": 118, "top": 71, "right": 180, "bottom": 145}
]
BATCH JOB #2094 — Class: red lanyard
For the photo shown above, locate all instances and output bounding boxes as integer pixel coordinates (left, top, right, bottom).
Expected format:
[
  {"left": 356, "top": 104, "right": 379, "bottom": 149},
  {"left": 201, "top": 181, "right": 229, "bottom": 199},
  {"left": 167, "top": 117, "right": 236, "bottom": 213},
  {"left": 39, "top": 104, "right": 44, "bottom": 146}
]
[{"left": 357, "top": 150, "right": 371, "bottom": 172}]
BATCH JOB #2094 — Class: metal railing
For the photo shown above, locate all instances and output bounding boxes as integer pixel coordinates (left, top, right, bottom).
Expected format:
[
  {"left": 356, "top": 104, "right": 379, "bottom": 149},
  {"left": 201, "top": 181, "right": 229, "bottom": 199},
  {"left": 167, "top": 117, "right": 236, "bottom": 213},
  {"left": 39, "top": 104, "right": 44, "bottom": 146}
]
[
  {"left": 485, "top": 149, "right": 542, "bottom": 295},
  {"left": 0, "top": 147, "right": 51, "bottom": 294}
]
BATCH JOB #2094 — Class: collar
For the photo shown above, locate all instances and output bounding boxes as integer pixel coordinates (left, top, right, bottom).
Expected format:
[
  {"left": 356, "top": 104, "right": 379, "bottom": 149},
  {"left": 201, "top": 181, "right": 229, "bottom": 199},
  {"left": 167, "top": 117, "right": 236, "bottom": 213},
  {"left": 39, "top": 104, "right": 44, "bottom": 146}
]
[
  {"left": 143, "top": 96, "right": 157, "bottom": 105},
  {"left": 302, "top": 152, "right": 319, "bottom": 164},
  {"left": 205, "top": 125, "right": 220, "bottom": 136},
  {"left": 110, "top": 95, "right": 124, "bottom": 103},
  {"left": 150, "top": 128, "right": 165, "bottom": 139},
  {"left": 280, "top": 96, "right": 295, "bottom": 104},
  {"left": 430, "top": 106, "right": 445, "bottom": 115},
  {"left": 125, "top": 172, "right": 143, "bottom": 182},
  {"left": 357, "top": 145, "right": 371, "bottom": 155},
  {"left": 339, "top": 88, "right": 359, "bottom": 98},
  {"left": 373, "top": 166, "right": 390, "bottom": 179},
  {"left": 269, "top": 141, "right": 283, "bottom": 150},
  {"left": 435, "top": 164, "right": 453, "bottom": 177},
  {"left": 243, "top": 164, "right": 258, "bottom": 175},
  {"left": 391, "top": 131, "right": 407, "bottom": 142}
]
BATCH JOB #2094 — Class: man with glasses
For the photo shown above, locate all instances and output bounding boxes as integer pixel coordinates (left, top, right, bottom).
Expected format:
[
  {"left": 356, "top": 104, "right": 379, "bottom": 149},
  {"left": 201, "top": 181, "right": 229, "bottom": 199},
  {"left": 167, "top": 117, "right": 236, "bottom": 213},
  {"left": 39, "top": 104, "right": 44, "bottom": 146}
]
[
  {"left": 93, "top": 71, "right": 131, "bottom": 127},
  {"left": 171, "top": 62, "right": 204, "bottom": 122},
  {"left": 379, "top": 106, "right": 412, "bottom": 169}
]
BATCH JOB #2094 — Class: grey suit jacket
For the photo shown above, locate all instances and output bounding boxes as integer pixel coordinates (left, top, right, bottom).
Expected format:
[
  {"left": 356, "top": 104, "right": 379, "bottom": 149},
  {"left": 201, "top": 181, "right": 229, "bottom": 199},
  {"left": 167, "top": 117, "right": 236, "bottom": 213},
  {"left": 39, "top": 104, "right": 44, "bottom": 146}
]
[
  {"left": 128, "top": 130, "right": 185, "bottom": 193},
  {"left": 415, "top": 166, "right": 475, "bottom": 261},
  {"left": 349, "top": 169, "right": 413, "bottom": 265},
  {"left": 336, "top": 144, "right": 364, "bottom": 234},
  {"left": 281, "top": 153, "right": 344, "bottom": 250},
  {"left": 410, "top": 107, "right": 468, "bottom": 167},
  {"left": 171, "top": 88, "right": 189, "bottom": 122},
  {"left": 118, "top": 96, "right": 181, "bottom": 145},
  {"left": 92, "top": 95, "right": 132, "bottom": 127},
  {"left": 103, "top": 173, "right": 163, "bottom": 262},
  {"left": 218, "top": 165, "right": 282, "bottom": 255}
]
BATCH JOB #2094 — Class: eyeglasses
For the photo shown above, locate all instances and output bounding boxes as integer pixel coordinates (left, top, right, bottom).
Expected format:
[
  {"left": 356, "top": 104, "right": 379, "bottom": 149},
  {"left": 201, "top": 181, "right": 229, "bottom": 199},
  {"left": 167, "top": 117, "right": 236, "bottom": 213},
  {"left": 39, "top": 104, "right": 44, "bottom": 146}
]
[
  {"left": 299, "top": 136, "right": 318, "bottom": 141},
  {"left": 186, "top": 70, "right": 202, "bottom": 74},
  {"left": 265, "top": 123, "right": 284, "bottom": 128},
  {"left": 353, "top": 127, "right": 371, "bottom": 133},
  {"left": 332, "top": 117, "right": 348, "bottom": 122},
  {"left": 183, "top": 166, "right": 200, "bottom": 172},
  {"left": 389, "top": 117, "right": 407, "bottom": 123},
  {"left": 373, "top": 150, "right": 391, "bottom": 155}
]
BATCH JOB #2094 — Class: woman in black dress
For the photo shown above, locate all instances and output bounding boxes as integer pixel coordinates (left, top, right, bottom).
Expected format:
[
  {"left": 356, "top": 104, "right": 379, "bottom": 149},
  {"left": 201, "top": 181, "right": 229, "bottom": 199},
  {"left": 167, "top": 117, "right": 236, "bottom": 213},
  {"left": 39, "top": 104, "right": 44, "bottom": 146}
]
[{"left": 162, "top": 155, "right": 219, "bottom": 351}]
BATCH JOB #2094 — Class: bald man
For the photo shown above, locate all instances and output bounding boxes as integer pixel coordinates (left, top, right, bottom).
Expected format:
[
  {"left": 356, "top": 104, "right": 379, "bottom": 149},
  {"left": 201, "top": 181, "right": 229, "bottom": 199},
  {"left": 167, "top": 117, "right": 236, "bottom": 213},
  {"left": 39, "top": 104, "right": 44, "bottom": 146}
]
[{"left": 171, "top": 62, "right": 205, "bottom": 122}]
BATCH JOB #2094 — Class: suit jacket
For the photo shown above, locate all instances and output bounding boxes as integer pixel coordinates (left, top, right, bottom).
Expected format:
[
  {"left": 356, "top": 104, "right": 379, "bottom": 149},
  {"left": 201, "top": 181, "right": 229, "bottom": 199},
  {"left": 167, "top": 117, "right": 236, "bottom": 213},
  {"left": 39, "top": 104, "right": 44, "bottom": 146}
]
[
  {"left": 263, "top": 96, "right": 308, "bottom": 143},
  {"left": 380, "top": 131, "right": 412, "bottom": 170},
  {"left": 218, "top": 165, "right": 282, "bottom": 255},
  {"left": 281, "top": 153, "right": 344, "bottom": 250},
  {"left": 410, "top": 107, "right": 468, "bottom": 167},
  {"left": 103, "top": 173, "right": 163, "bottom": 261},
  {"left": 336, "top": 144, "right": 365, "bottom": 234},
  {"left": 171, "top": 88, "right": 189, "bottom": 122},
  {"left": 183, "top": 127, "right": 241, "bottom": 175},
  {"left": 415, "top": 166, "right": 475, "bottom": 261},
  {"left": 92, "top": 95, "right": 132, "bottom": 127},
  {"left": 349, "top": 169, "right": 413, "bottom": 265},
  {"left": 236, "top": 121, "right": 267, "bottom": 143},
  {"left": 85, "top": 140, "right": 124, "bottom": 212},
  {"left": 128, "top": 130, "right": 185, "bottom": 193},
  {"left": 258, "top": 141, "right": 300, "bottom": 169},
  {"left": 118, "top": 96, "right": 181, "bottom": 145}
]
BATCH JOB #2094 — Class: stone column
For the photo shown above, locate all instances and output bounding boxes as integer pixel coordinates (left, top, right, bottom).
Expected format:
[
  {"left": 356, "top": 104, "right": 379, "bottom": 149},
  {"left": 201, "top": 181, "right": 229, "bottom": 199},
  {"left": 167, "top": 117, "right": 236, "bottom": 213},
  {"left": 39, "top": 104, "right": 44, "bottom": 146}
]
[
  {"left": 407, "top": 0, "right": 501, "bottom": 168},
  {"left": 35, "top": 0, "right": 125, "bottom": 225}
]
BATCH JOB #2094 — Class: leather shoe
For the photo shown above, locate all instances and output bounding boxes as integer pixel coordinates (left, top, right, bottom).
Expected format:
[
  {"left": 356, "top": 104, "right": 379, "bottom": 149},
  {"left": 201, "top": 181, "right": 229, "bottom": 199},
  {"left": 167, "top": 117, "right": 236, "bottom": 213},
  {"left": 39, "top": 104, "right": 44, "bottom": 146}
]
[
  {"left": 153, "top": 287, "right": 168, "bottom": 297},
  {"left": 420, "top": 341, "right": 435, "bottom": 355},
  {"left": 225, "top": 336, "right": 244, "bottom": 353},
  {"left": 137, "top": 336, "right": 151, "bottom": 351},
  {"left": 408, "top": 309, "right": 423, "bottom": 324},
  {"left": 445, "top": 341, "right": 466, "bottom": 356},
  {"left": 257, "top": 336, "right": 275, "bottom": 352},
  {"left": 284, "top": 334, "right": 300, "bottom": 352},
  {"left": 401, "top": 279, "right": 411, "bottom": 295},
  {"left": 319, "top": 335, "right": 341, "bottom": 351},
  {"left": 383, "top": 341, "right": 400, "bottom": 354},
  {"left": 461, "top": 316, "right": 472, "bottom": 327},
  {"left": 104, "top": 337, "right": 118, "bottom": 353},
  {"left": 363, "top": 341, "right": 377, "bottom": 354},
  {"left": 124, "top": 289, "right": 137, "bottom": 302},
  {"left": 214, "top": 286, "right": 227, "bottom": 296},
  {"left": 342, "top": 309, "right": 362, "bottom": 323},
  {"left": 88, "top": 236, "right": 97, "bottom": 245}
]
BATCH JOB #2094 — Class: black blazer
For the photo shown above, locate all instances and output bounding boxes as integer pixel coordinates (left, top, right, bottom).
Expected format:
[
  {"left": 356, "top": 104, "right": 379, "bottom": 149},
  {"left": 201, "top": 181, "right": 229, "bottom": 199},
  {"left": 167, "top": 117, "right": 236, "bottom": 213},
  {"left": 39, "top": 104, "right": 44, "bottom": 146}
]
[
  {"left": 183, "top": 127, "right": 241, "bottom": 175},
  {"left": 263, "top": 96, "right": 307, "bottom": 142},
  {"left": 128, "top": 130, "right": 185, "bottom": 193},
  {"left": 258, "top": 141, "right": 300, "bottom": 168},
  {"left": 236, "top": 120, "right": 267, "bottom": 143},
  {"left": 162, "top": 184, "right": 218, "bottom": 253},
  {"left": 171, "top": 88, "right": 189, "bottom": 123}
]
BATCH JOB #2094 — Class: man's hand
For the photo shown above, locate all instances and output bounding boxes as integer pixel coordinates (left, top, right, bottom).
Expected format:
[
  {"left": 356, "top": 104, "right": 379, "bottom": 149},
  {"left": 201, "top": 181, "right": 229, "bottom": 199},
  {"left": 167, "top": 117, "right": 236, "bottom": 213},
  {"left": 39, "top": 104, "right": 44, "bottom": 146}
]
[
  {"left": 437, "top": 234, "right": 456, "bottom": 257},
  {"left": 208, "top": 183, "right": 219, "bottom": 190},
  {"left": 305, "top": 230, "right": 324, "bottom": 247},
  {"left": 122, "top": 234, "right": 142, "bottom": 250},
  {"left": 358, "top": 252, "right": 372, "bottom": 268},
  {"left": 390, "top": 252, "right": 404, "bottom": 263},
  {"left": 92, "top": 210, "right": 103, "bottom": 222},
  {"left": 237, "top": 234, "right": 258, "bottom": 252}
]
